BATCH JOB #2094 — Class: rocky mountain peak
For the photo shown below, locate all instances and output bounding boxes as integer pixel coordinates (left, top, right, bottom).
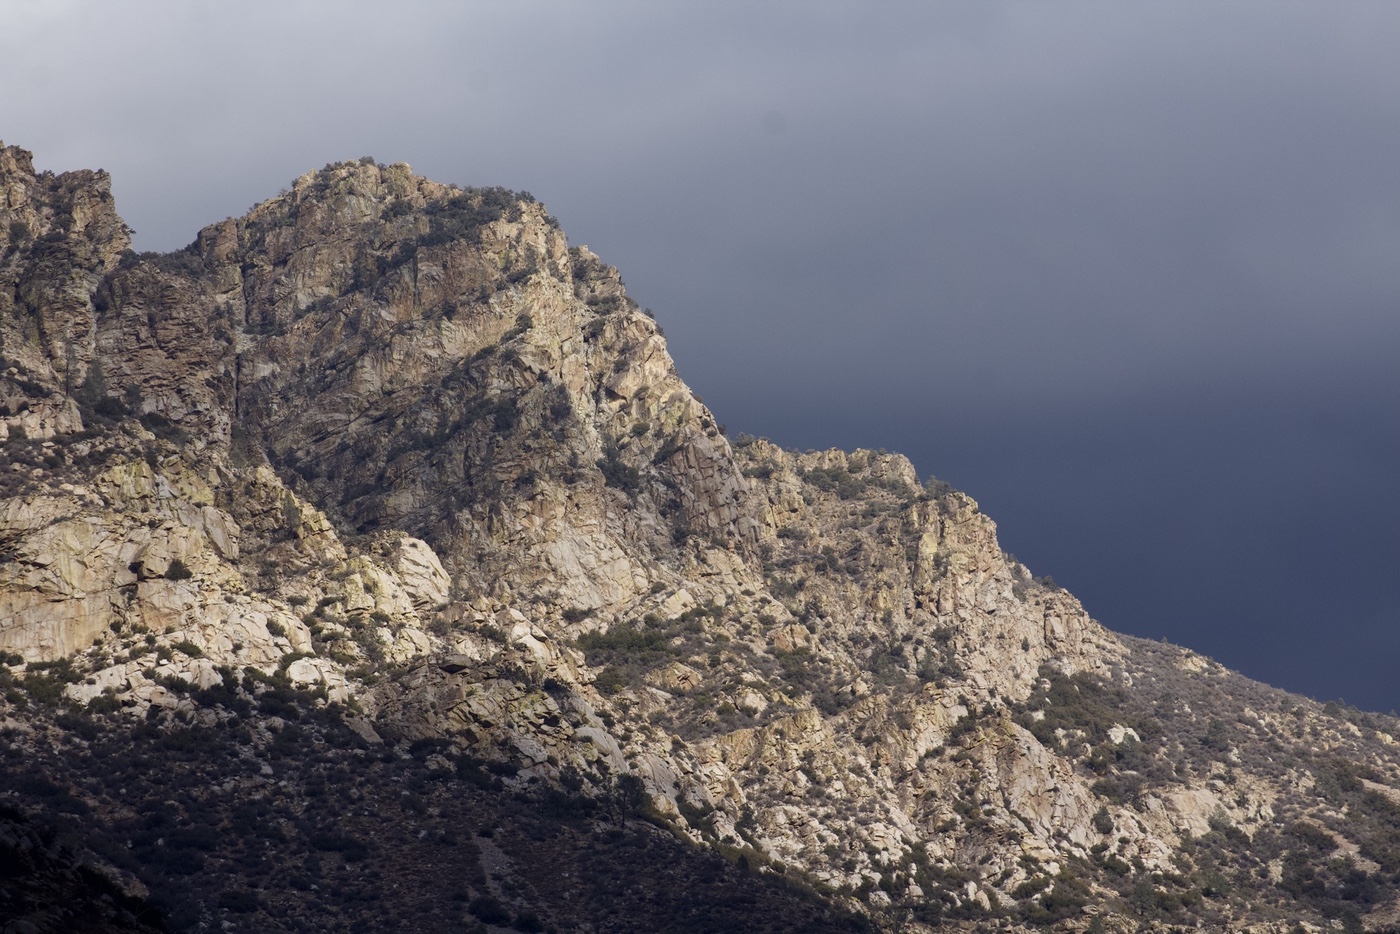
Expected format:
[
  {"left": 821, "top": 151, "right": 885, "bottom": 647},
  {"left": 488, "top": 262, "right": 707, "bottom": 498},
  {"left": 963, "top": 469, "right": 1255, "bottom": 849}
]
[
  {"left": 1, "top": 142, "right": 131, "bottom": 440},
  {"left": 4, "top": 148, "right": 1400, "bottom": 933}
]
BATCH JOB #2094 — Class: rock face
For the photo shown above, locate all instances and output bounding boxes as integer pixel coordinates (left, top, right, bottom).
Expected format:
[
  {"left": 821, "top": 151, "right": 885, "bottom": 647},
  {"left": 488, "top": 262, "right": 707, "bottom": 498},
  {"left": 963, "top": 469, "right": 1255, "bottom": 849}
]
[{"left": 4, "top": 143, "right": 1400, "bottom": 933}]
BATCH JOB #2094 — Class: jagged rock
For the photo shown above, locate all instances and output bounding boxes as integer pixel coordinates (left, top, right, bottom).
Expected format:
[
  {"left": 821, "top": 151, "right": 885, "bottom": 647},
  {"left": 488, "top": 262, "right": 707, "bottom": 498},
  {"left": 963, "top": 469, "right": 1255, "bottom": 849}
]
[{"left": 4, "top": 144, "right": 1400, "bottom": 933}]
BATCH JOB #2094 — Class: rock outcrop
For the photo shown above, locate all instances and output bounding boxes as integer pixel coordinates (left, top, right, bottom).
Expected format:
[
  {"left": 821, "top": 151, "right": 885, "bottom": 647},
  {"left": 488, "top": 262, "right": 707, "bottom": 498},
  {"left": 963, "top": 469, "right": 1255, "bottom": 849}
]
[{"left": 3, "top": 143, "right": 1400, "bottom": 933}]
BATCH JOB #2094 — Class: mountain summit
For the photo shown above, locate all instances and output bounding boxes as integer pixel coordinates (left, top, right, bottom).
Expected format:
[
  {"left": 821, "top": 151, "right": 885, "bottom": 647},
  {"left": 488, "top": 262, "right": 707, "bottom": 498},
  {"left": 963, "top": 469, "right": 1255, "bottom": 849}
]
[{"left": 2, "top": 144, "right": 1399, "bottom": 932}]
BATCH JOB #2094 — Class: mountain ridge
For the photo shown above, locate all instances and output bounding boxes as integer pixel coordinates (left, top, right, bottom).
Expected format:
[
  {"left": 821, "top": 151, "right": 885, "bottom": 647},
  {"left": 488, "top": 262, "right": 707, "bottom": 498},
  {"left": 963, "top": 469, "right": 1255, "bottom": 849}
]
[{"left": 3, "top": 143, "right": 1400, "bottom": 932}]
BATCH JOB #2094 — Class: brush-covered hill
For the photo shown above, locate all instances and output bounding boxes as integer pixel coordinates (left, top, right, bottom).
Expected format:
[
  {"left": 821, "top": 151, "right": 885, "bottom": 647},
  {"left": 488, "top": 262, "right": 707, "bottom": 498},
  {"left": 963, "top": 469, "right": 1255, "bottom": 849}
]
[{"left": 3, "top": 143, "right": 1399, "bottom": 933}]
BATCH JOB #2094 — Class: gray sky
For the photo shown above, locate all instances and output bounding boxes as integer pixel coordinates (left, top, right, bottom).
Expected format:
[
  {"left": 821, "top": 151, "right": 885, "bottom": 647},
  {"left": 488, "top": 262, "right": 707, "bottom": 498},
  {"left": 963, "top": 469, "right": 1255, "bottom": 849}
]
[{"left": 4, "top": 1, "right": 1399, "bottom": 710}]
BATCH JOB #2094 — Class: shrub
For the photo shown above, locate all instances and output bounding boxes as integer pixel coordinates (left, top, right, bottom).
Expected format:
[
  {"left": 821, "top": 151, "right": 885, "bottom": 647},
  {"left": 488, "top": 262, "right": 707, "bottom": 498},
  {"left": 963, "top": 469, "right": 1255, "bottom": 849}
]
[
  {"left": 165, "top": 558, "right": 193, "bottom": 581},
  {"left": 513, "top": 911, "right": 545, "bottom": 932},
  {"left": 308, "top": 830, "right": 369, "bottom": 861},
  {"left": 86, "top": 690, "right": 122, "bottom": 714},
  {"left": 217, "top": 889, "right": 260, "bottom": 912},
  {"left": 598, "top": 444, "right": 641, "bottom": 492},
  {"left": 1013, "top": 664, "right": 1145, "bottom": 749},
  {"left": 20, "top": 659, "right": 79, "bottom": 706},
  {"left": 1284, "top": 820, "right": 1337, "bottom": 855},
  {"left": 173, "top": 640, "right": 204, "bottom": 658},
  {"left": 594, "top": 667, "right": 625, "bottom": 696},
  {"left": 468, "top": 895, "right": 512, "bottom": 925}
]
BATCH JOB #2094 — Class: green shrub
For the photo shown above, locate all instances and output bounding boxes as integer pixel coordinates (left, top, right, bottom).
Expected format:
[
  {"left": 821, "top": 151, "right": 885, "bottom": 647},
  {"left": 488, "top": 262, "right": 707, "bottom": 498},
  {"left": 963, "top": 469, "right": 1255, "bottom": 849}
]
[
  {"left": 598, "top": 444, "right": 641, "bottom": 492},
  {"left": 594, "top": 667, "right": 625, "bottom": 696},
  {"left": 20, "top": 658, "right": 79, "bottom": 706},
  {"left": 173, "top": 640, "right": 204, "bottom": 658},
  {"left": 1283, "top": 821, "right": 1337, "bottom": 855}
]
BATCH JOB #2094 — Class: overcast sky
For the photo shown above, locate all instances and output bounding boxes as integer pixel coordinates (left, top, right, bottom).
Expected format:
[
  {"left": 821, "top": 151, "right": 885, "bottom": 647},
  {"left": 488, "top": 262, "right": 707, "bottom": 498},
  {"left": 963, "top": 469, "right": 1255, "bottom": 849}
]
[{"left": 4, "top": 1, "right": 1398, "bottom": 710}]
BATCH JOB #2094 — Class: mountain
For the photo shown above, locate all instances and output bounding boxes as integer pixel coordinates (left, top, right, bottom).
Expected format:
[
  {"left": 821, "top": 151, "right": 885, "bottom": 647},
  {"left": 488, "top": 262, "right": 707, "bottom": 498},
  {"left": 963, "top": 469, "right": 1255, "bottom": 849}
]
[{"left": 2, "top": 142, "right": 1399, "bottom": 933}]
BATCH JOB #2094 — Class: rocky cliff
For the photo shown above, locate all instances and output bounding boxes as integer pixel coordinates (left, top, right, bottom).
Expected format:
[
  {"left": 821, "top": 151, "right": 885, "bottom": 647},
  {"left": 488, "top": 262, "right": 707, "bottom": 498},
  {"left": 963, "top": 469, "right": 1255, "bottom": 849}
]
[{"left": 4, "top": 143, "right": 1400, "bottom": 933}]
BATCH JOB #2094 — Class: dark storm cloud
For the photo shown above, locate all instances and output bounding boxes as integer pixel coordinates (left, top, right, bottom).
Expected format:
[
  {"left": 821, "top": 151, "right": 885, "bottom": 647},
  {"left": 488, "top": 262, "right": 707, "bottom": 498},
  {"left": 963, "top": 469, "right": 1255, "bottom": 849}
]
[{"left": 2, "top": 1, "right": 1398, "bottom": 708}]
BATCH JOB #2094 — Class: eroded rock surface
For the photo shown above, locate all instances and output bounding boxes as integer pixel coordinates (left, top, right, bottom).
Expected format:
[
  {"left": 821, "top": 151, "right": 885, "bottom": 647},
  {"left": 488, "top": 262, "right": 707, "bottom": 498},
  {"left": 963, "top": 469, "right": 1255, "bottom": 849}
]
[{"left": 4, "top": 143, "right": 1400, "bottom": 933}]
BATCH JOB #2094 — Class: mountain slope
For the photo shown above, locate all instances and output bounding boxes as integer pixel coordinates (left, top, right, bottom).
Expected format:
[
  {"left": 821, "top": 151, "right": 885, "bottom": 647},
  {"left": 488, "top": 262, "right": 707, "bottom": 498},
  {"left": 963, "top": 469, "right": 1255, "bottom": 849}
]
[{"left": 3, "top": 143, "right": 1400, "bottom": 933}]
